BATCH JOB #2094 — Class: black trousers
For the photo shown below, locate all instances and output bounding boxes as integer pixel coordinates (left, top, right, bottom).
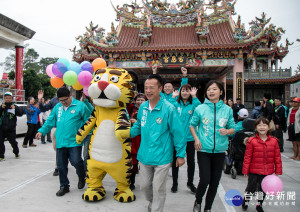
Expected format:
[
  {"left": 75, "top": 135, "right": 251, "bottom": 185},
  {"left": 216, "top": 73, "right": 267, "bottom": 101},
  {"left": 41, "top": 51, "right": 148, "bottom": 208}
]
[
  {"left": 195, "top": 152, "right": 225, "bottom": 210},
  {"left": 0, "top": 129, "right": 19, "bottom": 158},
  {"left": 172, "top": 141, "right": 196, "bottom": 186},
  {"left": 23, "top": 123, "right": 37, "bottom": 145},
  {"left": 244, "top": 173, "right": 266, "bottom": 206},
  {"left": 274, "top": 127, "right": 284, "bottom": 152}
]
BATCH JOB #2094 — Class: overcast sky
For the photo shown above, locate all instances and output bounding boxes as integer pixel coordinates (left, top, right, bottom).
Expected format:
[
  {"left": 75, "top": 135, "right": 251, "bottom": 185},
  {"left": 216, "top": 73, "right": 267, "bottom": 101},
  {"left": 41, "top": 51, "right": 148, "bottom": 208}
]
[{"left": 0, "top": 0, "right": 300, "bottom": 77}]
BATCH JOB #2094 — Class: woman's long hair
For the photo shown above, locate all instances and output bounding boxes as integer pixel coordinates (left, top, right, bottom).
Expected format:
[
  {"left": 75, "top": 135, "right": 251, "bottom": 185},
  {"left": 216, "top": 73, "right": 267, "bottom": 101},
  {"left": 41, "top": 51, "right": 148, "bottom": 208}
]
[{"left": 177, "top": 84, "right": 193, "bottom": 104}]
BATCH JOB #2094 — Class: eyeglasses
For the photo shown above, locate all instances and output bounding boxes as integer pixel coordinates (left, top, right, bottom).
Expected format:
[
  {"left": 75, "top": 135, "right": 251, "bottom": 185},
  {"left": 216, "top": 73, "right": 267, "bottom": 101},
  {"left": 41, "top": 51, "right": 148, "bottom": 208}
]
[{"left": 59, "top": 98, "right": 69, "bottom": 103}]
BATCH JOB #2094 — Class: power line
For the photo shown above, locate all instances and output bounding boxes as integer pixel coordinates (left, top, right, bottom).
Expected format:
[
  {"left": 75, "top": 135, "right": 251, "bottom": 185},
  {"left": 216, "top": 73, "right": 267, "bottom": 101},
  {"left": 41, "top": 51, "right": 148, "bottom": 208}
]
[{"left": 31, "top": 38, "right": 70, "bottom": 50}]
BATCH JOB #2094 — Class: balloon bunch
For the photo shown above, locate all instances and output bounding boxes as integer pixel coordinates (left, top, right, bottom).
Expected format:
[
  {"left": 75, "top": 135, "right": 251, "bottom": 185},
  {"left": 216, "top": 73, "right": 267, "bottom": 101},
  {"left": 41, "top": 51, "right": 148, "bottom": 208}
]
[{"left": 46, "top": 58, "right": 107, "bottom": 96}]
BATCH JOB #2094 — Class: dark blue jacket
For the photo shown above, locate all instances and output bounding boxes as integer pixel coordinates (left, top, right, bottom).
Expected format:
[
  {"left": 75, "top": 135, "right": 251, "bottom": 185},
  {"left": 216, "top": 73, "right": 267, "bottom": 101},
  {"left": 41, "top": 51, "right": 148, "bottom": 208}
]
[{"left": 39, "top": 97, "right": 59, "bottom": 112}]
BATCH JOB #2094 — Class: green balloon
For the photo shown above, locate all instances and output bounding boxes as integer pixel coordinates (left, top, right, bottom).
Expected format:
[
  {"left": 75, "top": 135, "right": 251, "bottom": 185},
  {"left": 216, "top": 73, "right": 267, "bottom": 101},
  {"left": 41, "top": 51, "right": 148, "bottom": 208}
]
[{"left": 63, "top": 71, "right": 78, "bottom": 86}]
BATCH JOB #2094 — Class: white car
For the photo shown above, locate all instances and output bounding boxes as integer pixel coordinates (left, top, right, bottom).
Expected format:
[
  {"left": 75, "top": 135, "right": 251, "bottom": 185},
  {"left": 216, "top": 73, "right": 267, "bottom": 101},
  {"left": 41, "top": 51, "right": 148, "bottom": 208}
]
[{"left": 16, "top": 103, "right": 28, "bottom": 135}]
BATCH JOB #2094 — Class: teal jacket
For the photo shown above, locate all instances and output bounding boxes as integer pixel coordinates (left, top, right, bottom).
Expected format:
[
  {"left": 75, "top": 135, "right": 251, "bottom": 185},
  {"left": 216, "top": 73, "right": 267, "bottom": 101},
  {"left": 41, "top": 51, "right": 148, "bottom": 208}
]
[
  {"left": 190, "top": 98, "right": 235, "bottom": 153},
  {"left": 38, "top": 97, "right": 91, "bottom": 148},
  {"left": 130, "top": 98, "right": 186, "bottom": 165},
  {"left": 160, "top": 77, "right": 188, "bottom": 101},
  {"left": 169, "top": 97, "right": 201, "bottom": 142}
]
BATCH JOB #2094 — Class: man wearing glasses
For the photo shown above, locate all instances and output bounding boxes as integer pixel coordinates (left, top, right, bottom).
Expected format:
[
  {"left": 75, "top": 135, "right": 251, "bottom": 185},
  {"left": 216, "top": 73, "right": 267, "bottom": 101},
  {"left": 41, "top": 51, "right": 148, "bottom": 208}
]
[{"left": 36, "top": 87, "right": 91, "bottom": 196}]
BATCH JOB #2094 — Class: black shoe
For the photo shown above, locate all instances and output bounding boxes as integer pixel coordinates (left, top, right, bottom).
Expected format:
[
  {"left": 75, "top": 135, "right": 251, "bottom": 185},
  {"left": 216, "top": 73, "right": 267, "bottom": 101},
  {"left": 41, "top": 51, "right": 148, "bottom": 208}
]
[
  {"left": 78, "top": 178, "right": 85, "bottom": 189},
  {"left": 53, "top": 169, "right": 58, "bottom": 176},
  {"left": 242, "top": 198, "right": 248, "bottom": 211},
  {"left": 130, "top": 184, "right": 135, "bottom": 190},
  {"left": 187, "top": 183, "right": 197, "bottom": 194},
  {"left": 171, "top": 184, "right": 178, "bottom": 193},
  {"left": 56, "top": 186, "right": 69, "bottom": 196},
  {"left": 41, "top": 141, "right": 46, "bottom": 144},
  {"left": 256, "top": 205, "right": 264, "bottom": 212},
  {"left": 193, "top": 200, "right": 201, "bottom": 212}
]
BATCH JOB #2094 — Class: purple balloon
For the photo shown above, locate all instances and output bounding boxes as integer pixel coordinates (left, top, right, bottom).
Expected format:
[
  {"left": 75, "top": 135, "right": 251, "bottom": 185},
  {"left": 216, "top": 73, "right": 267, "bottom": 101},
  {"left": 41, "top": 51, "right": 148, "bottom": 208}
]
[
  {"left": 78, "top": 71, "right": 93, "bottom": 86},
  {"left": 53, "top": 62, "right": 68, "bottom": 76},
  {"left": 52, "top": 63, "right": 63, "bottom": 78},
  {"left": 81, "top": 63, "right": 94, "bottom": 74}
]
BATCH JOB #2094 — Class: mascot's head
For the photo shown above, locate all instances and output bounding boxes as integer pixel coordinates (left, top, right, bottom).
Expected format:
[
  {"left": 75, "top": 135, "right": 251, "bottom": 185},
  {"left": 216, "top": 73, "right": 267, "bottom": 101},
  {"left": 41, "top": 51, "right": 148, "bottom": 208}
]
[{"left": 88, "top": 67, "right": 137, "bottom": 108}]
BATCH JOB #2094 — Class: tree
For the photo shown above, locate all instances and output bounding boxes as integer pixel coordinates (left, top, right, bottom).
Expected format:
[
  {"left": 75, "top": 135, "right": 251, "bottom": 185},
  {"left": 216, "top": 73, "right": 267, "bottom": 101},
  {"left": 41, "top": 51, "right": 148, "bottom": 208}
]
[
  {"left": 23, "top": 69, "right": 42, "bottom": 98},
  {"left": 8, "top": 70, "right": 15, "bottom": 80},
  {"left": 0, "top": 51, "right": 16, "bottom": 74},
  {"left": 39, "top": 57, "right": 58, "bottom": 74},
  {"left": 38, "top": 73, "right": 56, "bottom": 99}
]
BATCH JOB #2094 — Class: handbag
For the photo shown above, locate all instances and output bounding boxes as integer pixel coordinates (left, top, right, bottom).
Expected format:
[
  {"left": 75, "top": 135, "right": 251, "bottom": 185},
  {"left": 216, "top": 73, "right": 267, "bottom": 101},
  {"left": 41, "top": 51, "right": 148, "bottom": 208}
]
[{"left": 269, "top": 120, "right": 276, "bottom": 131}]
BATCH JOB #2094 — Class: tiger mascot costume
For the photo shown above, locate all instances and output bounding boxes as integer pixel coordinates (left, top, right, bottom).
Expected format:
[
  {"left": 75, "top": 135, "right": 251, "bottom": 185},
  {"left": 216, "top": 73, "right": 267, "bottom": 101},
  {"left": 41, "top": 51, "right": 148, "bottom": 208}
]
[{"left": 76, "top": 67, "right": 137, "bottom": 202}]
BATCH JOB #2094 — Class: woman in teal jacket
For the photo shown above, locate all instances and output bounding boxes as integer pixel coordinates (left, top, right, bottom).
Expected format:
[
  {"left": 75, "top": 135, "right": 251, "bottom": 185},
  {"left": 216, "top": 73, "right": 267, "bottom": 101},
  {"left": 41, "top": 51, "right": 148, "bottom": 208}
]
[
  {"left": 169, "top": 84, "right": 200, "bottom": 194},
  {"left": 190, "top": 80, "right": 235, "bottom": 212}
]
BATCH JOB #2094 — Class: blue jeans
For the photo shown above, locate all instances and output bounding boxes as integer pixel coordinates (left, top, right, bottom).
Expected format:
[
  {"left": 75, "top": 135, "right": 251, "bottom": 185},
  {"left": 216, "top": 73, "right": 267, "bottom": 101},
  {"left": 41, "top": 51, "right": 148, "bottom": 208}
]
[{"left": 56, "top": 146, "right": 86, "bottom": 188}]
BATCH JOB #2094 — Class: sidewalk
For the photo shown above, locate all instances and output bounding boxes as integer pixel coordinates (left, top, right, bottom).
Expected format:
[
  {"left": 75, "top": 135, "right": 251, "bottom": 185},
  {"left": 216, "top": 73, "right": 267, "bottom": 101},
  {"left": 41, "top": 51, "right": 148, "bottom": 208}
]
[{"left": 0, "top": 134, "right": 299, "bottom": 212}]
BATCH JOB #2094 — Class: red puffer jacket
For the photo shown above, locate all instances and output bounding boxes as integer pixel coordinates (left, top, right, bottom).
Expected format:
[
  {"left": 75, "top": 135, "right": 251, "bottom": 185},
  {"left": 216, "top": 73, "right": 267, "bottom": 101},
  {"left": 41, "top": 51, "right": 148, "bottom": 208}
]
[{"left": 242, "top": 134, "right": 282, "bottom": 175}]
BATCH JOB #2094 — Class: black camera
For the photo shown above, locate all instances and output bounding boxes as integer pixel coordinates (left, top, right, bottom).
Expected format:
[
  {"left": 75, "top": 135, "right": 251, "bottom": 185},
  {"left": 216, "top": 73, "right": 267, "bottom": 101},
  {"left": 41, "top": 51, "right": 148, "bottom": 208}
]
[{"left": 5, "top": 102, "right": 12, "bottom": 109}]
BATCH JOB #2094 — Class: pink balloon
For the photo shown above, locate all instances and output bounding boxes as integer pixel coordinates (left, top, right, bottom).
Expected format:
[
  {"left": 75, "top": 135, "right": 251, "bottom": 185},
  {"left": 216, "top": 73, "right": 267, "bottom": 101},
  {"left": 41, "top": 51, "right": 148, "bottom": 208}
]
[
  {"left": 46, "top": 64, "right": 54, "bottom": 77},
  {"left": 261, "top": 175, "right": 283, "bottom": 194},
  {"left": 83, "top": 86, "right": 89, "bottom": 97},
  {"left": 78, "top": 71, "right": 93, "bottom": 87}
]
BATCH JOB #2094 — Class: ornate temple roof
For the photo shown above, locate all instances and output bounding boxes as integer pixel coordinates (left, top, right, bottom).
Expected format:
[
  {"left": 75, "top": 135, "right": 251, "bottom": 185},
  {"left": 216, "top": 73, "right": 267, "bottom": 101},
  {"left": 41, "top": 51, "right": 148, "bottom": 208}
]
[{"left": 72, "top": 0, "right": 291, "bottom": 63}]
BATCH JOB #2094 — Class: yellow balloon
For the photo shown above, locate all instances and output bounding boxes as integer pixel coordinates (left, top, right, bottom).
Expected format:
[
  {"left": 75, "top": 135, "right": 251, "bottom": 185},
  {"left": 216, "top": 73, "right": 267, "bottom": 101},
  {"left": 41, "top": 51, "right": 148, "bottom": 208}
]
[{"left": 72, "top": 80, "right": 84, "bottom": 90}]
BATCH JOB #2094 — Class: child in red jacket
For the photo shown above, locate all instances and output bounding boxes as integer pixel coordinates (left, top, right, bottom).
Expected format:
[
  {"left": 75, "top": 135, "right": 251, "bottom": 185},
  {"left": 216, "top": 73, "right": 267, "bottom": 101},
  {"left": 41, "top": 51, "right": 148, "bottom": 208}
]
[
  {"left": 129, "top": 93, "right": 147, "bottom": 190},
  {"left": 242, "top": 116, "right": 282, "bottom": 212}
]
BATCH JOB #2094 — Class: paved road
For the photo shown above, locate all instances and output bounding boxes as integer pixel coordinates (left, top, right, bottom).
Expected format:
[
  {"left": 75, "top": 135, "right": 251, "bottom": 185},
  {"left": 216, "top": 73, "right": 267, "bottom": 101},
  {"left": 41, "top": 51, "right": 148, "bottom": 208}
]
[{"left": 0, "top": 133, "right": 299, "bottom": 212}]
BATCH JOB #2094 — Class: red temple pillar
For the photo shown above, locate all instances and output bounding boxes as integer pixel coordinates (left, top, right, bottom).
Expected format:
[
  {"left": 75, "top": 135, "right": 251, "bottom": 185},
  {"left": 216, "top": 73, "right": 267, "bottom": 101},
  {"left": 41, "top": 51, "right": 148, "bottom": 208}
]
[{"left": 15, "top": 45, "right": 24, "bottom": 101}]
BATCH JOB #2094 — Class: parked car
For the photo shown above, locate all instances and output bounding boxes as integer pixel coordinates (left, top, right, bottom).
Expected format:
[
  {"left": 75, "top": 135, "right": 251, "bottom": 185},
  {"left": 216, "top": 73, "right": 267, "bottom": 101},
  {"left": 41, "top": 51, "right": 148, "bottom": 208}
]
[{"left": 16, "top": 103, "right": 27, "bottom": 135}]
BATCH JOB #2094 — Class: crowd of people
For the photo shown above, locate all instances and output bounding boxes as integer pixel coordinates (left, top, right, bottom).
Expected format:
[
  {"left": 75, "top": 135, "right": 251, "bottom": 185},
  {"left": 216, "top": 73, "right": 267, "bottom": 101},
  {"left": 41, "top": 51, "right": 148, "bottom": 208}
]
[{"left": 2, "top": 65, "right": 300, "bottom": 212}]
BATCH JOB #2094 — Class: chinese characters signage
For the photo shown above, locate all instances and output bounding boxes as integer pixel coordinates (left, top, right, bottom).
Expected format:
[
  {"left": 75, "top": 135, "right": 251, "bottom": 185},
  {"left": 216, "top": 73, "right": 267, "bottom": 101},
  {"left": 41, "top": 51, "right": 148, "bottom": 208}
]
[{"left": 161, "top": 54, "right": 187, "bottom": 65}]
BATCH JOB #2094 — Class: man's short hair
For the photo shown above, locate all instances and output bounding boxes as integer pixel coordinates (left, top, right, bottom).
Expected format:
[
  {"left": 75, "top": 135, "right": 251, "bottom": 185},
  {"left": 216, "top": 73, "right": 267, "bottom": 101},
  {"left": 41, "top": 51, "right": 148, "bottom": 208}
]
[
  {"left": 274, "top": 96, "right": 282, "bottom": 102},
  {"left": 236, "top": 98, "right": 241, "bottom": 101},
  {"left": 147, "top": 74, "right": 163, "bottom": 87},
  {"left": 254, "top": 101, "right": 260, "bottom": 107},
  {"left": 57, "top": 87, "right": 70, "bottom": 98},
  {"left": 164, "top": 80, "right": 174, "bottom": 87},
  {"left": 263, "top": 93, "right": 271, "bottom": 100}
]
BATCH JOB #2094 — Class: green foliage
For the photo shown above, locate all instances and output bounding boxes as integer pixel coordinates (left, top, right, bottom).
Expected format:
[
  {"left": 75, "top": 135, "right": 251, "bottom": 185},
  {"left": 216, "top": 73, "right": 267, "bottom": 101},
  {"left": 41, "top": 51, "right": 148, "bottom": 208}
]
[
  {"left": 0, "top": 45, "right": 59, "bottom": 99},
  {"left": 23, "top": 69, "right": 42, "bottom": 98},
  {"left": 38, "top": 73, "right": 56, "bottom": 99},
  {"left": 39, "top": 57, "right": 59, "bottom": 74},
  {"left": 8, "top": 70, "right": 15, "bottom": 80}
]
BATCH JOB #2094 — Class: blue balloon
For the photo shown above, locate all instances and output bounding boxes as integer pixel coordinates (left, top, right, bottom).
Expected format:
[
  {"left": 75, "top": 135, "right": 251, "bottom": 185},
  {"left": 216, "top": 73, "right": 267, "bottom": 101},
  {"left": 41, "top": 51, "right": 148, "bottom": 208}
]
[
  {"left": 81, "top": 62, "right": 94, "bottom": 74},
  {"left": 57, "top": 58, "right": 70, "bottom": 68},
  {"left": 68, "top": 61, "right": 81, "bottom": 75}
]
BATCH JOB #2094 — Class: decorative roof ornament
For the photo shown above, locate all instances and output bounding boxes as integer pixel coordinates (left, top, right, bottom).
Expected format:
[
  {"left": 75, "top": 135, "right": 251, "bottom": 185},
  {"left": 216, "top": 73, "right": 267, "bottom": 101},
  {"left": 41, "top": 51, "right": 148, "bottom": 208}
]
[
  {"left": 195, "top": 8, "right": 209, "bottom": 41},
  {"left": 106, "top": 22, "right": 119, "bottom": 46},
  {"left": 234, "top": 16, "right": 248, "bottom": 40},
  {"left": 112, "top": 0, "right": 146, "bottom": 26},
  {"left": 139, "top": 22, "right": 152, "bottom": 45}
]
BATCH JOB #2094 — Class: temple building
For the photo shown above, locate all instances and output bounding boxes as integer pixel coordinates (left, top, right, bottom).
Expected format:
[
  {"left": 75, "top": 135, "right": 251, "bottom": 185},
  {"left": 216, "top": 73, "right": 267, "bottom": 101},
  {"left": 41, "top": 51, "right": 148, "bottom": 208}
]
[{"left": 72, "top": 0, "right": 299, "bottom": 107}]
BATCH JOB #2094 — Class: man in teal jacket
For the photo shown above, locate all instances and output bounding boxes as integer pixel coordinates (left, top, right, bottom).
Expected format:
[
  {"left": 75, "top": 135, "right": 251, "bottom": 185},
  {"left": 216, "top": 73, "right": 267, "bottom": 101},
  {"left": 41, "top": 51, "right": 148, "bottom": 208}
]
[
  {"left": 36, "top": 87, "right": 91, "bottom": 197},
  {"left": 152, "top": 64, "right": 188, "bottom": 101},
  {"left": 130, "top": 74, "right": 186, "bottom": 212}
]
